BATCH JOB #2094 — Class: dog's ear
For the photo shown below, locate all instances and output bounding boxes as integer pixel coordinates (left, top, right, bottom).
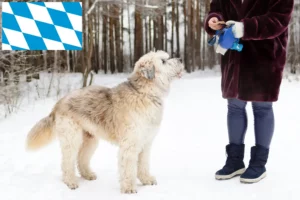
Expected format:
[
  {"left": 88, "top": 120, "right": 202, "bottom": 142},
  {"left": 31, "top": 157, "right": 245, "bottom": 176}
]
[
  {"left": 156, "top": 50, "right": 169, "bottom": 60},
  {"left": 141, "top": 65, "right": 155, "bottom": 80}
]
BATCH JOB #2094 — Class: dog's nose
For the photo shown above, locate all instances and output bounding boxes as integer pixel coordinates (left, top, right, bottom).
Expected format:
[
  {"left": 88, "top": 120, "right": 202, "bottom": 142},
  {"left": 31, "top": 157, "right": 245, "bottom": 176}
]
[{"left": 178, "top": 58, "right": 182, "bottom": 62}]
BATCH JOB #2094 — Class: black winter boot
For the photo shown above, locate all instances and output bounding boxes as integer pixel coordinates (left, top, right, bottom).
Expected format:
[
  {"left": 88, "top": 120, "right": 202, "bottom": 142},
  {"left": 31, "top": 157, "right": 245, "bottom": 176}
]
[
  {"left": 215, "top": 144, "right": 246, "bottom": 180},
  {"left": 240, "top": 145, "right": 269, "bottom": 183}
]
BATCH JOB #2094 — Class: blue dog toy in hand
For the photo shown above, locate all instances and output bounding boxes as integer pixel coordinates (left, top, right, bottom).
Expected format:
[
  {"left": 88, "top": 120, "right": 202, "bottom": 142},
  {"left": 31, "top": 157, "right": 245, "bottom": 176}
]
[{"left": 208, "top": 25, "right": 243, "bottom": 53}]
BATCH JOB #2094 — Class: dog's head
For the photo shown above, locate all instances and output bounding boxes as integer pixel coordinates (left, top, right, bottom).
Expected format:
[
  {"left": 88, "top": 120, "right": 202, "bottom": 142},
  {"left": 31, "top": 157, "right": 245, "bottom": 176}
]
[{"left": 132, "top": 50, "right": 184, "bottom": 84}]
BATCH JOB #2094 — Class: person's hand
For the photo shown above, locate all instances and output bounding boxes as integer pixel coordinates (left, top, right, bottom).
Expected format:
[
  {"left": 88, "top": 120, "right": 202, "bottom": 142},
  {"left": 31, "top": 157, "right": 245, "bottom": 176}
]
[{"left": 208, "top": 17, "right": 223, "bottom": 30}]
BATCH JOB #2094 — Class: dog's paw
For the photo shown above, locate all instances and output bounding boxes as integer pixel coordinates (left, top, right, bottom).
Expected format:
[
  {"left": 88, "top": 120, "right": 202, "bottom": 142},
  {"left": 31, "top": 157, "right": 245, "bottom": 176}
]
[
  {"left": 120, "top": 183, "right": 137, "bottom": 194},
  {"left": 139, "top": 176, "right": 157, "bottom": 186},
  {"left": 65, "top": 181, "right": 79, "bottom": 190},
  {"left": 121, "top": 188, "right": 138, "bottom": 194},
  {"left": 81, "top": 172, "right": 97, "bottom": 181},
  {"left": 63, "top": 178, "right": 79, "bottom": 190}
]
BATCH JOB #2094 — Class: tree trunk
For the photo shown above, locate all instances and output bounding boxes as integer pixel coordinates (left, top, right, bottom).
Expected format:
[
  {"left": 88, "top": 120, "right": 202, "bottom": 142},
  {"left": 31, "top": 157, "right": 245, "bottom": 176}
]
[
  {"left": 153, "top": 18, "right": 157, "bottom": 49},
  {"left": 145, "top": 16, "right": 148, "bottom": 53},
  {"left": 157, "top": 15, "right": 164, "bottom": 50},
  {"left": 69, "top": 51, "right": 74, "bottom": 72},
  {"left": 102, "top": 4, "right": 108, "bottom": 73},
  {"left": 175, "top": 0, "right": 180, "bottom": 57},
  {"left": 54, "top": 50, "right": 58, "bottom": 72},
  {"left": 205, "top": 0, "right": 215, "bottom": 69},
  {"left": 164, "top": 2, "right": 168, "bottom": 52},
  {"left": 43, "top": 50, "right": 47, "bottom": 71},
  {"left": 149, "top": 16, "right": 152, "bottom": 50},
  {"left": 191, "top": 1, "right": 195, "bottom": 71},
  {"left": 120, "top": 4, "right": 124, "bottom": 71},
  {"left": 83, "top": 3, "right": 94, "bottom": 87},
  {"left": 134, "top": 4, "right": 143, "bottom": 62},
  {"left": 171, "top": 0, "right": 175, "bottom": 56},
  {"left": 94, "top": 6, "right": 99, "bottom": 73},
  {"left": 183, "top": 0, "right": 187, "bottom": 68},
  {"left": 127, "top": 0, "right": 133, "bottom": 68},
  {"left": 109, "top": 5, "right": 116, "bottom": 74},
  {"left": 114, "top": 4, "right": 122, "bottom": 73},
  {"left": 196, "top": 0, "right": 201, "bottom": 69},
  {"left": 185, "top": 0, "right": 192, "bottom": 73}
]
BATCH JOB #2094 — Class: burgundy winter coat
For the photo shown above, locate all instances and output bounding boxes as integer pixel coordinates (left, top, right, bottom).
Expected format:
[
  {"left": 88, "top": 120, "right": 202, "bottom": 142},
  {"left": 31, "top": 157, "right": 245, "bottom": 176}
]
[{"left": 204, "top": 0, "right": 294, "bottom": 102}]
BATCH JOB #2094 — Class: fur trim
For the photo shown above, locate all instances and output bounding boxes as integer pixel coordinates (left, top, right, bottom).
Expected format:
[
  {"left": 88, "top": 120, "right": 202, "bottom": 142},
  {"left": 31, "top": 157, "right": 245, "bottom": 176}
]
[
  {"left": 232, "top": 22, "right": 244, "bottom": 38},
  {"left": 216, "top": 44, "right": 227, "bottom": 55}
]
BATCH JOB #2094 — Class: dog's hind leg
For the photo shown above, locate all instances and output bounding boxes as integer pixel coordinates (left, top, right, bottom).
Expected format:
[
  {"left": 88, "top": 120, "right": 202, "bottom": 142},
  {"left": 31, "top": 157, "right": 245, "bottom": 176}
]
[
  {"left": 56, "top": 116, "right": 83, "bottom": 190},
  {"left": 138, "top": 142, "right": 157, "bottom": 186},
  {"left": 77, "top": 132, "right": 98, "bottom": 180}
]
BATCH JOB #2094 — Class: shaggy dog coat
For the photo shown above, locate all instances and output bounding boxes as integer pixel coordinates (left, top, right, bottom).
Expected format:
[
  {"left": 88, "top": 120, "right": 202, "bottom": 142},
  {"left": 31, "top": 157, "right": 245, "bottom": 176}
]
[{"left": 26, "top": 51, "right": 183, "bottom": 193}]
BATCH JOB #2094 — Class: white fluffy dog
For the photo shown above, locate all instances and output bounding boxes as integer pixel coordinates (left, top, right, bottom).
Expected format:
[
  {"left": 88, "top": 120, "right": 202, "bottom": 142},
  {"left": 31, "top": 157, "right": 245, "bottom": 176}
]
[{"left": 26, "top": 50, "right": 184, "bottom": 193}]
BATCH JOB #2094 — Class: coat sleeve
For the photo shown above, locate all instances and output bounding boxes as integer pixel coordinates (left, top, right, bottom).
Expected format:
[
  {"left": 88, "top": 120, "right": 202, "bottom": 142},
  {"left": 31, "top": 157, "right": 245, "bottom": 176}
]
[
  {"left": 204, "top": 0, "right": 224, "bottom": 35},
  {"left": 241, "top": 0, "right": 294, "bottom": 40}
]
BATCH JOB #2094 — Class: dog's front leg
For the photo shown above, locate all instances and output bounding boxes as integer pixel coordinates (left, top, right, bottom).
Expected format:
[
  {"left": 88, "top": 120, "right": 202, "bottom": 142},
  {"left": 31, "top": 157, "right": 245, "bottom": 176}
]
[
  {"left": 137, "top": 143, "right": 157, "bottom": 185},
  {"left": 119, "top": 145, "right": 139, "bottom": 194}
]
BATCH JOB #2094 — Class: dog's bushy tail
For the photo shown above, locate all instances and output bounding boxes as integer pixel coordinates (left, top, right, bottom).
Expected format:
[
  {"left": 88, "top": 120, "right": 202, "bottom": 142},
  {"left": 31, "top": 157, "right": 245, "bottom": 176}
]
[{"left": 26, "top": 113, "right": 55, "bottom": 151}]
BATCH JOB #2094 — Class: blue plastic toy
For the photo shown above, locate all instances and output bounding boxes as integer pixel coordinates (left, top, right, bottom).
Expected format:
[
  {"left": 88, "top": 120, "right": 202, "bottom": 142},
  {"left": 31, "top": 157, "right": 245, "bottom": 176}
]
[{"left": 208, "top": 25, "right": 243, "bottom": 52}]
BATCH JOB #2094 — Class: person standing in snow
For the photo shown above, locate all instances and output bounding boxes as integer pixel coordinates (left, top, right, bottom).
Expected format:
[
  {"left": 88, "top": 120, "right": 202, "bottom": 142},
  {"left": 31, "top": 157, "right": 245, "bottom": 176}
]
[{"left": 204, "top": 0, "right": 294, "bottom": 183}]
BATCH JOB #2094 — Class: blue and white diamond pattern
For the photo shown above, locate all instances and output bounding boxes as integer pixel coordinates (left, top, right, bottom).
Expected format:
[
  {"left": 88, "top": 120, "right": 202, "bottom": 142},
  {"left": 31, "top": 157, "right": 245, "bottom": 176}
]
[{"left": 2, "top": 2, "right": 82, "bottom": 50}]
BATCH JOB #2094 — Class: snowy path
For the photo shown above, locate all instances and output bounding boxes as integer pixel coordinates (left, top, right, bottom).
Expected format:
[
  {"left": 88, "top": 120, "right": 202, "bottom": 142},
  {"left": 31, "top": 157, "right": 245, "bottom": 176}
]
[{"left": 0, "top": 72, "right": 300, "bottom": 200}]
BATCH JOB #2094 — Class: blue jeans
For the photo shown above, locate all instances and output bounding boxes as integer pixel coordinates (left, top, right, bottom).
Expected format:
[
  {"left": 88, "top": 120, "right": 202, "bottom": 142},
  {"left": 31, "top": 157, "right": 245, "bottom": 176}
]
[{"left": 227, "top": 98, "right": 274, "bottom": 149}]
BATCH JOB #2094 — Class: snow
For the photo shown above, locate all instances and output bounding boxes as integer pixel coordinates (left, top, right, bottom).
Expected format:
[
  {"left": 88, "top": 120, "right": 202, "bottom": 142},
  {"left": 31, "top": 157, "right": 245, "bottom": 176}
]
[{"left": 0, "top": 70, "right": 300, "bottom": 200}]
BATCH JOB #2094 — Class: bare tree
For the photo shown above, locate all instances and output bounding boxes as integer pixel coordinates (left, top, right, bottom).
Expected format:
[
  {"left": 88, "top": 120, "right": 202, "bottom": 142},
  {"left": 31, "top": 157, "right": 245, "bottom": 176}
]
[
  {"left": 102, "top": 4, "right": 108, "bottom": 74},
  {"left": 134, "top": 2, "right": 144, "bottom": 62}
]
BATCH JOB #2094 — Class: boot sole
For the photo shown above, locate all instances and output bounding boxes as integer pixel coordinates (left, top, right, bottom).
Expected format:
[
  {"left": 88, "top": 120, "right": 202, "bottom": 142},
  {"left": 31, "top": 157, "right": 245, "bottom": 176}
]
[
  {"left": 240, "top": 172, "right": 267, "bottom": 183},
  {"left": 215, "top": 168, "right": 246, "bottom": 180}
]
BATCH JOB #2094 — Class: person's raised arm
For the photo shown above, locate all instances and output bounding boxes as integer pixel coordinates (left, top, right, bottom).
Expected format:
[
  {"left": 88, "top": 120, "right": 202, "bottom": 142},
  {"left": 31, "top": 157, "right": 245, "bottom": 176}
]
[{"left": 204, "top": 0, "right": 224, "bottom": 35}]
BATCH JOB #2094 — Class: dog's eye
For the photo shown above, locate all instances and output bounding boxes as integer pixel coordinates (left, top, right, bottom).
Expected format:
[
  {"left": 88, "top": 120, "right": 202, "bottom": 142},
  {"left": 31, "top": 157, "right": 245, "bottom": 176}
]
[{"left": 162, "top": 59, "right": 166, "bottom": 64}]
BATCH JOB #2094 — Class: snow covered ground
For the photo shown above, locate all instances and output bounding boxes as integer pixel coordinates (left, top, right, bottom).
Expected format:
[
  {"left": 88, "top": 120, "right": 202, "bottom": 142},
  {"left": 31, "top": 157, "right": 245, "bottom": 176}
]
[{"left": 0, "top": 70, "right": 300, "bottom": 200}]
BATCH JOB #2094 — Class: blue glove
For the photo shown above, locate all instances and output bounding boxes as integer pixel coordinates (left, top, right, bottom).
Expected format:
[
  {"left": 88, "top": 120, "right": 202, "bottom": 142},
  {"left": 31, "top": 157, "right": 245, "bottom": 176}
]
[
  {"left": 218, "top": 26, "right": 236, "bottom": 49},
  {"left": 218, "top": 26, "right": 243, "bottom": 52},
  {"left": 207, "top": 25, "right": 243, "bottom": 54}
]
